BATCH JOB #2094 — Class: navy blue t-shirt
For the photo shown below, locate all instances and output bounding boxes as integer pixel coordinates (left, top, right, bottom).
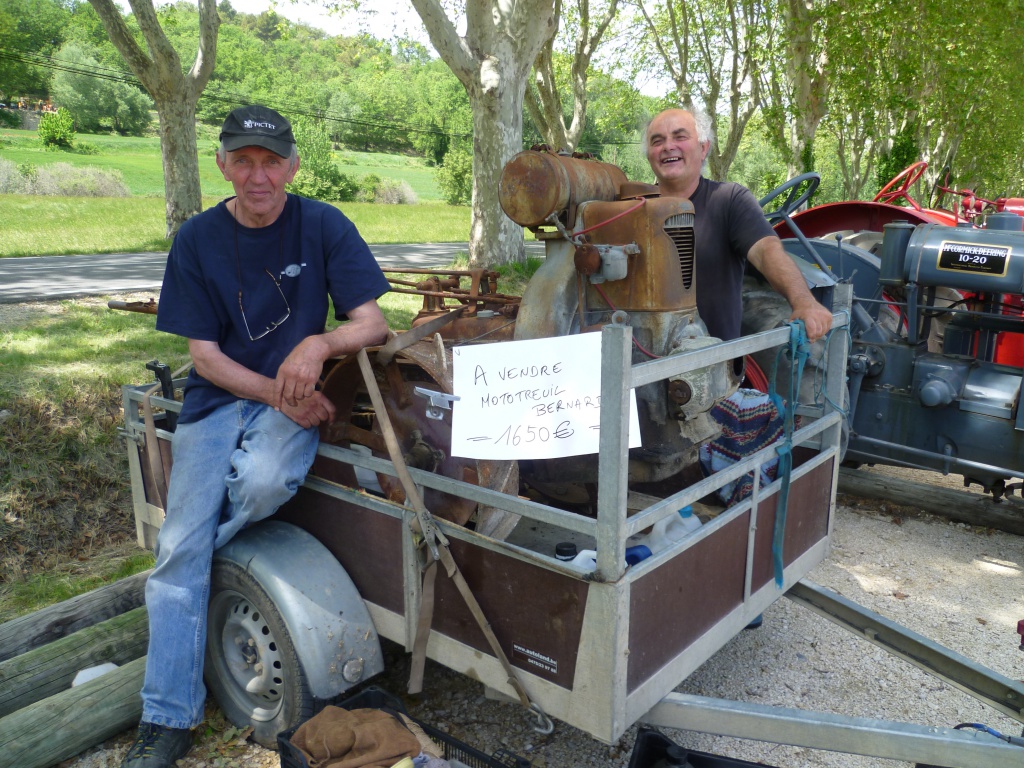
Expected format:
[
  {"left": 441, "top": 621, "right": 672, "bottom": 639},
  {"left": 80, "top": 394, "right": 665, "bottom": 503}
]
[
  {"left": 156, "top": 194, "right": 390, "bottom": 423},
  {"left": 690, "top": 177, "right": 777, "bottom": 340}
]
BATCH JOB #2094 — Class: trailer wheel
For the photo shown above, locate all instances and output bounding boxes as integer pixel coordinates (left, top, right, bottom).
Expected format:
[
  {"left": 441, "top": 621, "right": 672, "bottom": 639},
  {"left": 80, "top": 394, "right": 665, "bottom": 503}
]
[{"left": 205, "top": 560, "right": 314, "bottom": 747}]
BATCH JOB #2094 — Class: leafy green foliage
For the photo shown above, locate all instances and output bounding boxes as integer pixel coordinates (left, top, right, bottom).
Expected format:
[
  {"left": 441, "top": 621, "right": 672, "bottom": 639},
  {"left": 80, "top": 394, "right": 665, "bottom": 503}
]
[
  {"left": 0, "top": 108, "right": 19, "bottom": 129},
  {"left": 0, "top": 0, "right": 72, "bottom": 102},
  {"left": 38, "top": 107, "right": 75, "bottom": 149},
  {"left": 287, "top": 117, "right": 358, "bottom": 202},
  {"left": 436, "top": 145, "right": 473, "bottom": 206},
  {"left": 49, "top": 42, "right": 153, "bottom": 136},
  {"left": 875, "top": 124, "right": 919, "bottom": 196}
]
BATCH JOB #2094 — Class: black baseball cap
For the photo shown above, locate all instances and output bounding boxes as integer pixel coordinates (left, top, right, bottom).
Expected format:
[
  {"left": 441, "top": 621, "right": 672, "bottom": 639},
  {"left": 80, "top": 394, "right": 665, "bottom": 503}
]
[{"left": 219, "top": 105, "right": 295, "bottom": 158}]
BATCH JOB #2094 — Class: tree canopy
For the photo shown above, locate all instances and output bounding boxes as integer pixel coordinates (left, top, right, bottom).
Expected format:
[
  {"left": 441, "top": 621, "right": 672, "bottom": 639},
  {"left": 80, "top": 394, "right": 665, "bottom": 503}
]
[{"left": 4, "top": 0, "right": 1024, "bottom": 242}]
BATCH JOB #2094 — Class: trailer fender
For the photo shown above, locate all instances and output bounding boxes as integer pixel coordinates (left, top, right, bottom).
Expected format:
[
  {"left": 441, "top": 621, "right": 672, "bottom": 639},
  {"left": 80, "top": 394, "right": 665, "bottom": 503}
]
[{"left": 211, "top": 520, "right": 383, "bottom": 699}]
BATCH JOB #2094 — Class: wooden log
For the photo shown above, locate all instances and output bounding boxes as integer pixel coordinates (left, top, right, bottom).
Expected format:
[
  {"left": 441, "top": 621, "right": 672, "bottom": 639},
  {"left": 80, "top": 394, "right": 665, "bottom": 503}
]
[
  {"left": 0, "top": 655, "right": 145, "bottom": 768},
  {"left": 838, "top": 467, "right": 1024, "bottom": 536},
  {"left": 0, "top": 606, "right": 149, "bottom": 717},
  {"left": 0, "top": 569, "right": 150, "bottom": 663}
]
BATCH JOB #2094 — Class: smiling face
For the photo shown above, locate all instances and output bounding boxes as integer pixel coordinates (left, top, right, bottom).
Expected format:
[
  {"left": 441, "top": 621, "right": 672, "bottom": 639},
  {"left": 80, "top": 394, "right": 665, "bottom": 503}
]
[
  {"left": 216, "top": 145, "right": 300, "bottom": 228},
  {"left": 645, "top": 109, "right": 710, "bottom": 198}
]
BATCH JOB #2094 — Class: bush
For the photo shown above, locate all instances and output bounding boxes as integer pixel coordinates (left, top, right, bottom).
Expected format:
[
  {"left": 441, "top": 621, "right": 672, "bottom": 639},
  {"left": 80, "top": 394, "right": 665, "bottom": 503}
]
[
  {"left": 357, "top": 173, "right": 383, "bottom": 202},
  {"left": 375, "top": 179, "right": 417, "bottom": 205},
  {"left": 38, "top": 107, "right": 76, "bottom": 150},
  {"left": 23, "top": 163, "right": 130, "bottom": 197},
  {"left": 0, "top": 109, "right": 21, "bottom": 129},
  {"left": 288, "top": 117, "right": 358, "bottom": 202},
  {"left": 356, "top": 173, "right": 418, "bottom": 205},
  {"left": 50, "top": 41, "right": 153, "bottom": 136},
  {"left": 436, "top": 146, "right": 472, "bottom": 206},
  {"left": 0, "top": 159, "right": 26, "bottom": 193}
]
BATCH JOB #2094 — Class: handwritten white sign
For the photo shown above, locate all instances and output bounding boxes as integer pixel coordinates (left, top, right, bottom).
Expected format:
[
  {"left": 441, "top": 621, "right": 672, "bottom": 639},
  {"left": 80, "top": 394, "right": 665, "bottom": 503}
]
[{"left": 450, "top": 333, "right": 641, "bottom": 460}]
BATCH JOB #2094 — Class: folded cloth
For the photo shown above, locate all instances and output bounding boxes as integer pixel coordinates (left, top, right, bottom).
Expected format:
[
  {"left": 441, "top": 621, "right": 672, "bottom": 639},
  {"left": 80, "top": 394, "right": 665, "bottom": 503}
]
[
  {"left": 398, "top": 713, "right": 443, "bottom": 759},
  {"left": 290, "top": 706, "right": 422, "bottom": 768},
  {"left": 699, "top": 388, "right": 783, "bottom": 506}
]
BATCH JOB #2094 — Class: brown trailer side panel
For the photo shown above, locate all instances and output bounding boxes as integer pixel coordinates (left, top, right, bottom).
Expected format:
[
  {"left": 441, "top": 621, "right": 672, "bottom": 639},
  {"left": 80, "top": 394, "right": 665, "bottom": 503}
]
[
  {"left": 276, "top": 485, "right": 591, "bottom": 691},
  {"left": 626, "top": 454, "right": 834, "bottom": 690}
]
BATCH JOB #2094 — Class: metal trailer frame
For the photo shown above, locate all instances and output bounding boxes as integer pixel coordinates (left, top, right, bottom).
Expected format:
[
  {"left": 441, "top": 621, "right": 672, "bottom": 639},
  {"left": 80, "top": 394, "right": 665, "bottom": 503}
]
[{"left": 120, "top": 290, "right": 1024, "bottom": 766}]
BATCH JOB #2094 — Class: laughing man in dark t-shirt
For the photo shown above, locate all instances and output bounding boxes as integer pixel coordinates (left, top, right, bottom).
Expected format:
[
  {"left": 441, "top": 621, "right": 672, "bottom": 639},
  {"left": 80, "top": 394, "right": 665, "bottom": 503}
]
[{"left": 644, "top": 108, "right": 832, "bottom": 342}]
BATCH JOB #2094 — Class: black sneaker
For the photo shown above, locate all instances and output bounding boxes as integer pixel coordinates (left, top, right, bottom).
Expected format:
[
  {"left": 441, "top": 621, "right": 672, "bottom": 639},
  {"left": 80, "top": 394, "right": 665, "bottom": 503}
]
[{"left": 120, "top": 722, "right": 193, "bottom": 768}]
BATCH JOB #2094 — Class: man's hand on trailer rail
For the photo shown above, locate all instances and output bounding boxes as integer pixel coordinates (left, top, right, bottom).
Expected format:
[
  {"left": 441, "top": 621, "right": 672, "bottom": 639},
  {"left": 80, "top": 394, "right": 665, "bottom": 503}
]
[{"left": 747, "top": 236, "right": 834, "bottom": 342}]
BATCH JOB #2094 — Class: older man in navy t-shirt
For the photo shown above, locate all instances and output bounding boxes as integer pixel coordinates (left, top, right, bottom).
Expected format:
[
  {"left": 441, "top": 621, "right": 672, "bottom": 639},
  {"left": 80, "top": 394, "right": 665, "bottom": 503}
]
[{"left": 120, "top": 105, "right": 389, "bottom": 768}]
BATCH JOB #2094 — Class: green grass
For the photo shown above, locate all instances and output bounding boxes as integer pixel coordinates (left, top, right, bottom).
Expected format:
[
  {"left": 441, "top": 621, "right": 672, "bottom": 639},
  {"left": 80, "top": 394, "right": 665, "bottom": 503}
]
[
  {"left": 0, "top": 127, "right": 468, "bottom": 257},
  {"left": 337, "top": 150, "right": 441, "bottom": 202},
  {"left": 0, "top": 195, "right": 471, "bottom": 257},
  {"left": 0, "top": 550, "right": 155, "bottom": 622},
  {"left": 1, "top": 128, "right": 444, "bottom": 200},
  {"left": 0, "top": 298, "right": 192, "bottom": 610},
  {"left": 0, "top": 129, "right": 232, "bottom": 198}
]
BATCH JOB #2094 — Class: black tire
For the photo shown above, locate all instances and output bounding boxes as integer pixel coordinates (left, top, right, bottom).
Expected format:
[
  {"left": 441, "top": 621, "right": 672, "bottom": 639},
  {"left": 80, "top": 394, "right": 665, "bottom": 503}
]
[{"left": 205, "top": 560, "right": 314, "bottom": 747}]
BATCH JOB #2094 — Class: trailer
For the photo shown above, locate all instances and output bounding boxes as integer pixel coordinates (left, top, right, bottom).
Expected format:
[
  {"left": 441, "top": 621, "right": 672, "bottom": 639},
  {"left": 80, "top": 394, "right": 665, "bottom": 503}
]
[{"left": 120, "top": 286, "right": 1024, "bottom": 767}]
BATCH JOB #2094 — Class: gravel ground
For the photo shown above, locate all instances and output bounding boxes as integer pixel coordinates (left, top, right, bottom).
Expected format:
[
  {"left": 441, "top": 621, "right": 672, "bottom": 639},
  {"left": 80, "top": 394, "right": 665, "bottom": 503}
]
[{"left": 61, "top": 493, "right": 1023, "bottom": 768}]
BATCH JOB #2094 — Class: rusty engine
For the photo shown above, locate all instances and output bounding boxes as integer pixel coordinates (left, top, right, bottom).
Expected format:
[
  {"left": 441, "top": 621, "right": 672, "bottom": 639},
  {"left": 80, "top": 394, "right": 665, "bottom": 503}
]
[
  {"left": 499, "top": 148, "right": 741, "bottom": 503},
  {"left": 352, "top": 148, "right": 742, "bottom": 514}
]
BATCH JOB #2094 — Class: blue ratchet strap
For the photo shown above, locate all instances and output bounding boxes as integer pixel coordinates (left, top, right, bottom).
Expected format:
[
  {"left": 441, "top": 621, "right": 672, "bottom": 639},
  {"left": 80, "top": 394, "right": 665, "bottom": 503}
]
[{"left": 768, "top": 320, "right": 810, "bottom": 588}]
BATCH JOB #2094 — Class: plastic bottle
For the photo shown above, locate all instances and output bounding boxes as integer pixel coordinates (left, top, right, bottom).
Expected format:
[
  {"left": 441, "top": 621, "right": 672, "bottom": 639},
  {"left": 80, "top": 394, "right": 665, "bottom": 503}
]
[
  {"left": 570, "top": 549, "right": 598, "bottom": 571},
  {"left": 570, "top": 545, "right": 655, "bottom": 571},
  {"left": 555, "top": 542, "right": 578, "bottom": 561},
  {"left": 645, "top": 505, "right": 701, "bottom": 554},
  {"left": 570, "top": 507, "right": 702, "bottom": 572}
]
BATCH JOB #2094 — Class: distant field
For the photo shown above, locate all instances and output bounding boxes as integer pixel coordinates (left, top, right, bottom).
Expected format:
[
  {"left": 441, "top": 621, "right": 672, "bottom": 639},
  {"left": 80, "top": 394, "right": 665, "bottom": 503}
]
[
  {"left": 0, "top": 127, "right": 470, "bottom": 257},
  {"left": 0, "top": 195, "right": 470, "bottom": 257},
  {"left": 0, "top": 128, "right": 444, "bottom": 200}
]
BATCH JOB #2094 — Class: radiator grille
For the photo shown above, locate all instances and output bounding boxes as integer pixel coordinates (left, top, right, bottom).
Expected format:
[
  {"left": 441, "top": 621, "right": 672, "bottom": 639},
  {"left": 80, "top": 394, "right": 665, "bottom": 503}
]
[{"left": 665, "top": 213, "right": 695, "bottom": 289}]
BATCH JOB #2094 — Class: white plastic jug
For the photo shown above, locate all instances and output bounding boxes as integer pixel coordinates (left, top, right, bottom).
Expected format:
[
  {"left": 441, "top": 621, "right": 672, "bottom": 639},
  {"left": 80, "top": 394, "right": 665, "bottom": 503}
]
[
  {"left": 645, "top": 506, "right": 701, "bottom": 555},
  {"left": 570, "top": 548, "right": 598, "bottom": 572}
]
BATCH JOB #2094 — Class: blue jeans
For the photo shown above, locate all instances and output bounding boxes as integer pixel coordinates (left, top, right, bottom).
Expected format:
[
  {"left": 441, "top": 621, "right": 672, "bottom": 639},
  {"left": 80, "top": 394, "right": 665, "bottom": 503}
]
[{"left": 140, "top": 399, "right": 318, "bottom": 729}]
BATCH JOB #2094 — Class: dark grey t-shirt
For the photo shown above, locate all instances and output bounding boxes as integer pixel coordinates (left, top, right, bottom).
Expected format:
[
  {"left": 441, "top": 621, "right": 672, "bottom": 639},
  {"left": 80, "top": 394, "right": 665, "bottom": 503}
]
[{"left": 689, "top": 176, "right": 777, "bottom": 340}]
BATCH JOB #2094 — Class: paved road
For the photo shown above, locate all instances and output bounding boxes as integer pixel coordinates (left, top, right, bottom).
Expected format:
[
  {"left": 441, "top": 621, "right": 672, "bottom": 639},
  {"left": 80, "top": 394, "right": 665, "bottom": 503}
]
[{"left": 0, "top": 242, "right": 545, "bottom": 303}]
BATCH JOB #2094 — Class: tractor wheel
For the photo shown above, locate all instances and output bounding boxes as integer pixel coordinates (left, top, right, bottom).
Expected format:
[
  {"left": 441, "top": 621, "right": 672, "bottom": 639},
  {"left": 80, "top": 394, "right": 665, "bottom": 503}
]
[
  {"left": 741, "top": 283, "right": 849, "bottom": 461},
  {"left": 204, "top": 560, "right": 313, "bottom": 748}
]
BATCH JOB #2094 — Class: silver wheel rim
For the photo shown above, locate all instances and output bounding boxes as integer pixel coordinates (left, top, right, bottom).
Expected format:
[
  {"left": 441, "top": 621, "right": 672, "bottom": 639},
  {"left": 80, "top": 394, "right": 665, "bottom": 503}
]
[{"left": 208, "top": 589, "right": 287, "bottom": 723}]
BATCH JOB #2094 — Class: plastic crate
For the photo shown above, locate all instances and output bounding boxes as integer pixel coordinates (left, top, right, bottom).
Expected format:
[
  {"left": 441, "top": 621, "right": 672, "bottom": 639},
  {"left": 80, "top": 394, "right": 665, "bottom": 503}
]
[
  {"left": 278, "top": 686, "right": 531, "bottom": 768},
  {"left": 629, "top": 726, "right": 779, "bottom": 768}
]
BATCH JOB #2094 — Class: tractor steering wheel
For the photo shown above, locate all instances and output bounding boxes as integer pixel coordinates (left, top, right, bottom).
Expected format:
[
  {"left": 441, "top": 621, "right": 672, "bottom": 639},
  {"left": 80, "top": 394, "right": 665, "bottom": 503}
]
[
  {"left": 873, "top": 161, "right": 927, "bottom": 209},
  {"left": 759, "top": 172, "right": 821, "bottom": 225}
]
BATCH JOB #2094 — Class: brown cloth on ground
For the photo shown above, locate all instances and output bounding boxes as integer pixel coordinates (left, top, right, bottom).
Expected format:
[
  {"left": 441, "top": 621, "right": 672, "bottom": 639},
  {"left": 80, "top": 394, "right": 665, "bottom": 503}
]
[
  {"left": 397, "top": 713, "right": 443, "bottom": 759},
  {"left": 289, "top": 706, "right": 422, "bottom": 768}
]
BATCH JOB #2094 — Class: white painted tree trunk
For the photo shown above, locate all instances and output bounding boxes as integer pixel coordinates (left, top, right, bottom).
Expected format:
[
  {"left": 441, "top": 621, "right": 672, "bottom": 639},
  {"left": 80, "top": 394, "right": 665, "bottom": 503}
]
[
  {"left": 88, "top": 0, "right": 218, "bottom": 238},
  {"left": 410, "top": 0, "right": 556, "bottom": 266},
  {"left": 468, "top": 72, "right": 529, "bottom": 265}
]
